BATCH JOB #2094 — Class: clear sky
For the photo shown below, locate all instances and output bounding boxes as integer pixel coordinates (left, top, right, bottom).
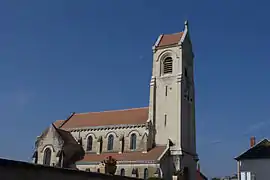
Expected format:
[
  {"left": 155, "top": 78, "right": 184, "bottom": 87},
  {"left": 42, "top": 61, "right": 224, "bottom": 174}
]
[{"left": 0, "top": 0, "right": 269, "bottom": 178}]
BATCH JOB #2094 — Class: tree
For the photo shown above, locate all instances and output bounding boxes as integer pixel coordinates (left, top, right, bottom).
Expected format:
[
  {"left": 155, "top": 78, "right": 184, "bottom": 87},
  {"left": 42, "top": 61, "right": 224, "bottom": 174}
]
[{"left": 101, "top": 156, "right": 117, "bottom": 175}]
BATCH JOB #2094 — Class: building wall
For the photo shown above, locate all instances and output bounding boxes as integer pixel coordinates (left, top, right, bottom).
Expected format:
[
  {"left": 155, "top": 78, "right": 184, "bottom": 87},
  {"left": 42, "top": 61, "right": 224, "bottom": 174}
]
[
  {"left": 36, "top": 125, "right": 151, "bottom": 166},
  {"left": 238, "top": 159, "right": 270, "bottom": 180},
  {"left": 152, "top": 45, "right": 183, "bottom": 148},
  {"left": 150, "top": 25, "right": 196, "bottom": 157},
  {"left": 159, "top": 150, "right": 174, "bottom": 180},
  {"left": 181, "top": 153, "right": 197, "bottom": 180},
  {"left": 0, "top": 158, "right": 144, "bottom": 180},
  {"left": 77, "top": 163, "right": 161, "bottom": 179},
  {"left": 70, "top": 126, "right": 149, "bottom": 154},
  {"left": 36, "top": 126, "right": 63, "bottom": 165},
  {"left": 150, "top": 25, "right": 197, "bottom": 178}
]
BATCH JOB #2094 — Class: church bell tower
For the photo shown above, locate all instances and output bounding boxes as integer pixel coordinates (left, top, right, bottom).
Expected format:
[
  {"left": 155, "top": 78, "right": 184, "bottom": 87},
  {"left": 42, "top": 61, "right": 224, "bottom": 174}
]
[{"left": 148, "top": 21, "right": 198, "bottom": 178}]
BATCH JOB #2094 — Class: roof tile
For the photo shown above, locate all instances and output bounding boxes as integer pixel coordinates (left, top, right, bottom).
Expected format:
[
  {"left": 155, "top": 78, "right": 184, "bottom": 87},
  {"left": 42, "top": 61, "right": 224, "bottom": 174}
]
[
  {"left": 58, "top": 107, "right": 149, "bottom": 129},
  {"left": 157, "top": 32, "right": 183, "bottom": 47},
  {"left": 53, "top": 120, "right": 65, "bottom": 128},
  {"left": 79, "top": 146, "right": 167, "bottom": 163}
]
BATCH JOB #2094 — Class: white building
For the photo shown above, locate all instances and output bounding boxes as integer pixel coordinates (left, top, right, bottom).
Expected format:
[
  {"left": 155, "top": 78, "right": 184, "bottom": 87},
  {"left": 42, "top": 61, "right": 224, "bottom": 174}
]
[
  {"left": 235, "top": 137, "right": 270, "bottom": 180},
  {"left": 32, "top": 21, "right": 200, "bottom": 180}
]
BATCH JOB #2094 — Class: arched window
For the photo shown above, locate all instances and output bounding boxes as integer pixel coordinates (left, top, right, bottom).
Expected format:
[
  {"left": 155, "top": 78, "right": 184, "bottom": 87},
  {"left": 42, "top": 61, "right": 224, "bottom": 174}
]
[
  {"left": 121, "top": 138, "right": 125, "bottom": 153},
  {"left": 163, "top": 57, "right": 173, "bottom": 74},
  {"left": 87, "top": 136, "right": 93, "bottom": 151},
  {"left": 132, "top": 168, "right": 138, "bottom": 178},
  {"left": 99, "top": 139, "right": 103, "bottom": 153},
  {"left": 120, "top": 168, "right": 125, "bottom": 176},
  {"left": 107, "top": 134, "right": 114, "bottom": 151},
  {"left": 144, "top": 168, "right": 148, "bottom": 180},
  {"left": 155, "top": 168, "right": 161, "bottom": 178},
  {"left": 130, "top": 133, "right": 137, "bottom": 150},
  {"left": 97, "top": 168, "right": 100, "bottom": 173},
  {"left": 43, "top": 148, "right": 51, "bottom": 165}
]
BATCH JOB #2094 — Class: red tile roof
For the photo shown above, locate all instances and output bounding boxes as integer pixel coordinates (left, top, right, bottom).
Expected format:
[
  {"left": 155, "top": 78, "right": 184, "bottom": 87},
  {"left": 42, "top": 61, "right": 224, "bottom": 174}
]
[
  {"left": 55, "top": 107, "right": 149, "bottom": 129},
  {"left": 197, "top": 170, "right": 207, "bottom": 180},
  {"left": 157, "top": 32, "right": 184, "bottom": 47},
  {"left": 79, "top": 146, "right": 167, "bottom": 163},
  {"left": 53, "top": 120, "right": 65, "bottom": 128}
]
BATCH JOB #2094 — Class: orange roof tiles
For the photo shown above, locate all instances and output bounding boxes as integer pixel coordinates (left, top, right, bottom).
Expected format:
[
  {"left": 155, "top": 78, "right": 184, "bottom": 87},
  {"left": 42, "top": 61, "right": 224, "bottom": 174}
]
[
  {"left": 157, "top": 32, "right": 183, "bottom": 47},
  {"left": 79, "top": 146, "right": 167, "bottom": 163},
  {"left": 57, "top": 107, "right": 149, "bottom": 129},
  {"left": 53, "top": 120, "right": 65, "bottom": 128}
]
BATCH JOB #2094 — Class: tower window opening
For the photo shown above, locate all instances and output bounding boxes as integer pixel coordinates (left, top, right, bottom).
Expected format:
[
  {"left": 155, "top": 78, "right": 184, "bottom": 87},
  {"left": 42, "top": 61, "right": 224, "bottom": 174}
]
[
  {"left": 164, "top": 114, "right": 167, "bottom": 127},
  {"left": 184, "top": 67, "right": 188, "bottom": 77},
  {"left": 163, "top": 57, "right": 173, "bottom": 74},
  {"left": 165, "top": 86, "right": 168, "bottom": 96}
]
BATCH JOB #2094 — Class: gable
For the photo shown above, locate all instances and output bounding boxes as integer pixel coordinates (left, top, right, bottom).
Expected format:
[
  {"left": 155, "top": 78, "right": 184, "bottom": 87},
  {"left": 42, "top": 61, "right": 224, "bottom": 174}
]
[{"left": 36, "top": 125, "right": 64, "bottom": 151}]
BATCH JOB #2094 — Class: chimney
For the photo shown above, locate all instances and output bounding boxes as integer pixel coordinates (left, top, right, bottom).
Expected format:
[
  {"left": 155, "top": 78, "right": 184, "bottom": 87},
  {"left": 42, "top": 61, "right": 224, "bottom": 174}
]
[{"left": 250, "top": 136, "right": 256, "bottom": 147}]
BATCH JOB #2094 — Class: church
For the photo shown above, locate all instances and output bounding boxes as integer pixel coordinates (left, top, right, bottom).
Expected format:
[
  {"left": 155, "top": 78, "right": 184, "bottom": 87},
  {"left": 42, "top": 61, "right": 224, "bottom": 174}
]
[{"left": 32, "top": 21, "right": 199, "bottom": 180}]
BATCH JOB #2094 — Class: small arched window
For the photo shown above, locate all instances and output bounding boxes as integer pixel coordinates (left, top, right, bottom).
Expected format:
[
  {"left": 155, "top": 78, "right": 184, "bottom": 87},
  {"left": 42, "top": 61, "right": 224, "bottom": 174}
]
[
  {"left": 121, "top": 138, "right": 125, "bottom": 153},
  {"left": 155, "top": 168, "right": 161, "bottom": 178},
  {"left": 97, "top": 168, "right": 100, "bottom": 173},
  {"left": 107, "top": 134, "right": 114, "bottom": 151},
  {"left": 132, "top": 168, "right": 139, "bottom": 178},
  {"left": 163, "top": 57, "right": 173, "bottom": 74},
  {"left": 130, "top": 133, "right": 137, "bottom": 150},
  {"left": 99, "top": 139, "right": 103, "bottom": 153},
  {"left": 43, "top": 148, "right": 51, "bottom": 165},
  {"left": 144, "top": 168, "right": 149, "bottom": 180},
  {"left": 87, "top": 136, "right": 93, "bottom": 151},
  {"left": 120, "top": 168, "right": 125, "bottom": 176}
]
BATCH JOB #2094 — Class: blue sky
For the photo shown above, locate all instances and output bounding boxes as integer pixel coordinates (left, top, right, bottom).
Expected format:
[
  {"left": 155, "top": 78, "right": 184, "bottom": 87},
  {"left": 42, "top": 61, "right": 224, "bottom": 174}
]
[{"left": 0, "top": 0, "right": 269, "bottom": 178}]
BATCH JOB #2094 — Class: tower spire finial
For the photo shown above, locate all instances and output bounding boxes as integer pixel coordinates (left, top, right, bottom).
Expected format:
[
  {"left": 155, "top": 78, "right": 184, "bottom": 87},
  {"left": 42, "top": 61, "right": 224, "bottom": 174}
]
[{"left": 184, "top": 20, "right": 189, "bottom": 29}]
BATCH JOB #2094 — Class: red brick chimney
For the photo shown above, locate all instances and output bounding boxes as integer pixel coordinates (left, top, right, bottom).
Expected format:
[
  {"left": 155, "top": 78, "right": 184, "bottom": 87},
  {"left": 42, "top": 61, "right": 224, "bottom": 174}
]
[{"left": 250, "top": 136, "right": 256, "bottom": 147}]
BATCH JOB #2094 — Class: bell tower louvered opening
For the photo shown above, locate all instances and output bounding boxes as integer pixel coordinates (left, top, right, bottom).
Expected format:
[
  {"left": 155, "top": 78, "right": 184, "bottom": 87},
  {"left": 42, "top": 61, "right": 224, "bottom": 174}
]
[{"left": 163, "top": 57, "right": 173, "bottom": 74}]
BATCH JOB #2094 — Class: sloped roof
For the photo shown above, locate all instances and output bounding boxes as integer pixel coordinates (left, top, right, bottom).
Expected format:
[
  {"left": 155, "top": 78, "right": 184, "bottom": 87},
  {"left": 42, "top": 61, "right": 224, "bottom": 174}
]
[
  {"left": 54, "top": 128, "right": 78, "bottom": 145},
  {"left": 54, "top": 120, "right": 65, "bottom": 128},
  {"left": 235, "top": 139, "right": 270, "bottom": 160},
  {"left": 197, "top": 170, "right": 208, "bottom": 180},
  {"left": 55, "top": 107, "right": 149, "bottom": 129},
  {"left": 77, "top": 146, "right": 167, "bottom": 163},
  {"left": 51, "top": 125, "right": 85, "bottom": 165},
  {"left": 157, "top": 32, "right": 184, "bottom": 47}
]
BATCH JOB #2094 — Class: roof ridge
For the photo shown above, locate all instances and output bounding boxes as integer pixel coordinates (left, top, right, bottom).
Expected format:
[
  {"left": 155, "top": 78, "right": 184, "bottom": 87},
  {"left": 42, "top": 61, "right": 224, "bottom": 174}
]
[
  {"left": 75, "top": 107, "right": 149, "bottom": 115},
  {"left": 164, "top": 31, "right": 183, "bottom": 35},
  {"left": 59, "top": 112, "right": 75, "bottom": 129}
]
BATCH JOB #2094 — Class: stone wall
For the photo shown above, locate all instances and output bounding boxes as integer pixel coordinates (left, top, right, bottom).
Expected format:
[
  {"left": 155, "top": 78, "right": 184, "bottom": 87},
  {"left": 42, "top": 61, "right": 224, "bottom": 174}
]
[
  {"left": 0, "top": 158, "right": 142, "bottom": 180},
  {"left": 70, "top": 126, "right": 148, "bottom": 154}
]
